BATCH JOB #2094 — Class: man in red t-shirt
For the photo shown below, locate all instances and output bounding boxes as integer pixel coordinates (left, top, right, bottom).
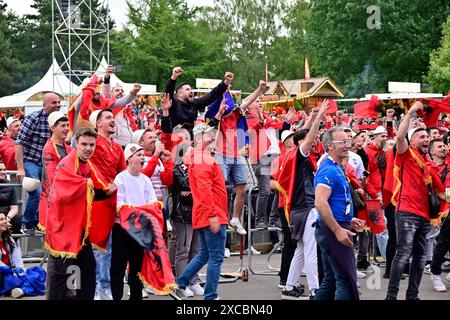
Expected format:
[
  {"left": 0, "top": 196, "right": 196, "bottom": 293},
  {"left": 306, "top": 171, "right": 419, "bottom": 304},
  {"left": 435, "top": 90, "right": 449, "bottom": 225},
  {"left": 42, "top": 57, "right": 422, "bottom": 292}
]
[{"left": 386, "top": 101, "right": 445, "bottom": 300}]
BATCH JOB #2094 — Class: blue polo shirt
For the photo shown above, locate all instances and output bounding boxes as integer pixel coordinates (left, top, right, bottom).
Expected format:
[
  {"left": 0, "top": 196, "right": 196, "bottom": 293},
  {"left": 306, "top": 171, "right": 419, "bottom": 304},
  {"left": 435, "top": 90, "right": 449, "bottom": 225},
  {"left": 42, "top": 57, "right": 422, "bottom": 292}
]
[{"left": 314, "top": 157, "right": 353, "bottom": 223}]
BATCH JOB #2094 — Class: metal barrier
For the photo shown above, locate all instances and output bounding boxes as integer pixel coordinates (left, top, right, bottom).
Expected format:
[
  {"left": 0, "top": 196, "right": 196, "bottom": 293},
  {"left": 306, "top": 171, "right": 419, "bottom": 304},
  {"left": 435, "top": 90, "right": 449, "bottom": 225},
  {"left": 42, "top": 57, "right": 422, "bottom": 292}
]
[
  {"left": 246, "top": 185, "right": 281, "bottom": 276},
  {"left": 4, "top": 170, "right": 47, "bottom": 266}
]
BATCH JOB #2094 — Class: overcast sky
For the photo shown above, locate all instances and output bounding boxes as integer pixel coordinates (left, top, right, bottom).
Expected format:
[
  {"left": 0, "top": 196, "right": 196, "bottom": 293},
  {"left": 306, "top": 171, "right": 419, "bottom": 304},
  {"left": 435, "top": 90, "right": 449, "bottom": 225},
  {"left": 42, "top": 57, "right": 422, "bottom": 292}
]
[{"left": 3, "top": 0, "right": 215, "bottom": 28}]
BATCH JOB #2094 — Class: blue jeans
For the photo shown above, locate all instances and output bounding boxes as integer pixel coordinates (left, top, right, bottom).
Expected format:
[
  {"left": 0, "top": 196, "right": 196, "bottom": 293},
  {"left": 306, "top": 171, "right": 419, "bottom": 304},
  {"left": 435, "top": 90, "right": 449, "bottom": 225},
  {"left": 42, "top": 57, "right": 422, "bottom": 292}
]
[
  {"left": 315, "top": 227, "right": 353, "bottom": 300},
  {"left": 23, "top": 161, "right": 42, "bottom": 225},
  {"left": 375, "top": 192, "right": 389, "bottom": 260},
  {"left": 94, "top": 234, "right": 112, "bottom": 290},
  {"left": 177, "top": 225, "right": 226, "bottom": 300}
]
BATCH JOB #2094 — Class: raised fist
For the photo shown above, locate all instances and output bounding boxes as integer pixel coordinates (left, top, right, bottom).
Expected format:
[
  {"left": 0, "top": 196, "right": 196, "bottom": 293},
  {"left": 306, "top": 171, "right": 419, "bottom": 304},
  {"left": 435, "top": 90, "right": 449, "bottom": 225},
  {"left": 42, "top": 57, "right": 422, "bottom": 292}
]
[{"left": 172, "top": 67, "right": 183, "bottom": 80}]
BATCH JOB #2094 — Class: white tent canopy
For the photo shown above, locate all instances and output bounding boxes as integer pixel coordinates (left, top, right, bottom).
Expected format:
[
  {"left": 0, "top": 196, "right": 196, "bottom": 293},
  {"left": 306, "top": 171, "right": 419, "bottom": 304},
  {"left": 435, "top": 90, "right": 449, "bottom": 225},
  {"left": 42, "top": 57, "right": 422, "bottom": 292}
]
[
  {"left": 0, "top": 59, "right": 79, "bottom": 110},
  {"left": 94, "top": 57, "right": 157, "bottom": 95}
]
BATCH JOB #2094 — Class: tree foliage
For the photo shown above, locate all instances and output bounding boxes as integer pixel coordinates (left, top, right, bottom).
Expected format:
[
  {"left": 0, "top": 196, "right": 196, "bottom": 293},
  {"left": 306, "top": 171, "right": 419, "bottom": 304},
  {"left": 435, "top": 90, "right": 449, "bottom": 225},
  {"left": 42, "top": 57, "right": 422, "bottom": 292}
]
[
  {"left": 427, "top": 15, "right": 450, "bottom": 94},
  {"left": 1, "top": 0, "right": 449, "bottom": 98}
]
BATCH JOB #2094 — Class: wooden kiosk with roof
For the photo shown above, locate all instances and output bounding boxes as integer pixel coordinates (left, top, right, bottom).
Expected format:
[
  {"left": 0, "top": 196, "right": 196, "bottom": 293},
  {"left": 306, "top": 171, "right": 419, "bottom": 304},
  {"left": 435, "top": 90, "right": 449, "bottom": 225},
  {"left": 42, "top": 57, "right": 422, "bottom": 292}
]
[{"left": 261, "top": 77, "right": 344, "bottom": 113}]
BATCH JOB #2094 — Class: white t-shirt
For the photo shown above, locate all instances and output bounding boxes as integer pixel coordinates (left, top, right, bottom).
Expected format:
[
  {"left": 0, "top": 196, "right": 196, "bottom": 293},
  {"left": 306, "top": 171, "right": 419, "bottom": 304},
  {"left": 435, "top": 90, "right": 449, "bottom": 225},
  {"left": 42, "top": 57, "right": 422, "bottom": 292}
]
[
  {"left": 348, "top": 151, "right": 364, "bottom": 179},
  {"left": 115, "top": 170, "right": 157, "bottom": 208}
]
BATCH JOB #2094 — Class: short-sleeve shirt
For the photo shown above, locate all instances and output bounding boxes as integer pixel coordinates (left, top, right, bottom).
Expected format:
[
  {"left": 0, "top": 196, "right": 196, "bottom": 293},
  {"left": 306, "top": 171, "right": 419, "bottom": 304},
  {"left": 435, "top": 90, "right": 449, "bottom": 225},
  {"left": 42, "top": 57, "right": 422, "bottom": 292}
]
[
  {"left": 291, "top": 146, "right": 315, "bottom": 213},
  {"left": 314, "top": 157, "right": 353, "bottom": 223},
  {"left": 15, "top": 109, "right": 51, "bottom": 164},
  {"left": 394, "top": 148, "right": 429, "bottom": 219}
]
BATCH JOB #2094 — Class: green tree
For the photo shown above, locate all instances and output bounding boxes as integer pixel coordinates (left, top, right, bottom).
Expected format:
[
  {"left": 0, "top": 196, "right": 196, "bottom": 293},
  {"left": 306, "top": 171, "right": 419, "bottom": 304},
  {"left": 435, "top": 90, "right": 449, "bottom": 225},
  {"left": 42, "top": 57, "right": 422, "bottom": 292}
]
[
  {"left": 111, "top": 0, "right": 227, "bottom": 91},
  {"left": 210, "top": 0, "right": 286, "bottom": 91},
  {"left": 303, "top": 0, "right": 450, "bottom": 97},
  {"left": 0, "top": 1, "right": 29, "bottom": 96},
  {"left": 427, "top": 15, "right": 450, "bottom": 94}
]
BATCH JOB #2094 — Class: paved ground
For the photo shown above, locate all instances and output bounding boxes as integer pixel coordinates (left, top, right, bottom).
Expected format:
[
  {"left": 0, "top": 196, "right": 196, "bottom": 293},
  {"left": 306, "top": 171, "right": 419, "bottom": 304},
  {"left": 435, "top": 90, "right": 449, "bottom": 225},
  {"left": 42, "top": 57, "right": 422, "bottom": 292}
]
[{"left": 2, "top": 251, "right": 450, "bottom": 301}]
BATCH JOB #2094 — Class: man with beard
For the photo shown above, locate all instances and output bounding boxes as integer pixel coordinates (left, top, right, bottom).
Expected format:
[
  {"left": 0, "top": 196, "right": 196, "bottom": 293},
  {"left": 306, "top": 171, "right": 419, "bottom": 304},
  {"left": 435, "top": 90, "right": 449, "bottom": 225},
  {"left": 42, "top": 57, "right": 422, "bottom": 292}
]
[
  {"left": 386, "top": 102, "right": 445, "bottom": 300},
  {"left": 0, "top": 117, "right": 21, "bottom": 170},
  {"left": 89, "top": 108, "right": 126, "bottom": 300},
  {"left": 45, "top": 127, "right": 117, "bottom": 300},
  {"left": 165, "top": 67, "right": 233, "bottom": 129}
]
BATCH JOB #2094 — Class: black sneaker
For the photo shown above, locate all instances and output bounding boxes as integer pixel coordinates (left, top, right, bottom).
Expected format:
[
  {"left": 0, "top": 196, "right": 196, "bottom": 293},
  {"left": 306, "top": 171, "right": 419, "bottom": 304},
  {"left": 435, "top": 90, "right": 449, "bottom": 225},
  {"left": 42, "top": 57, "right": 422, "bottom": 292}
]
[
  {"left": 278, "top": 280, "right": 286, "bottom": 289},
  {"left": 357, "top": 259, "right": 370, "bottom": 270},
  {"left": 281, "top": 288, "right": 308, "bottom": 300},
  {"left": 268, "top": 220, "right": 282, "bottom": 231},
  {"left": 294, "top": 283, "right": 305, "bottom": 295},
  {"left": 20, "top": 223, "right": 35, "bottom": 236}
]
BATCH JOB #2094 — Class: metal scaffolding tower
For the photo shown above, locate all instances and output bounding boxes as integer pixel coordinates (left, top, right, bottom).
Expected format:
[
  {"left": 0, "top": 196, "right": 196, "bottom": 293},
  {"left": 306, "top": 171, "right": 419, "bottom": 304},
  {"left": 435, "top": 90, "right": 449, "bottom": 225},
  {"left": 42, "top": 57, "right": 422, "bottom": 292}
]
[{"left": 52, "top": 0, "right": 110, "bottom": 96}]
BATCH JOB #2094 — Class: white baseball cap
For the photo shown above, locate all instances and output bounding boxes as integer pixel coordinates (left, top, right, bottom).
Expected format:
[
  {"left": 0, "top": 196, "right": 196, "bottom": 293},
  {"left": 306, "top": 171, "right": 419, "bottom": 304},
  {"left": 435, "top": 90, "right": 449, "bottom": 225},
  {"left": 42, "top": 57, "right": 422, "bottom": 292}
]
[
  {"left": 89, "top": 110, "right": 102, "bottom": 126},
  {"left": 281, "top": 130, "right": 295, "bottom": 144},
  {"left": 372, "top": 126, "right": 387, "bottom": 135},
  {"left": 132, "top": 129, "right": 145, "bottom": 144},
  {"left": 408, "top": 127, "right": 425, "bottom": 141},
  {"left": 124, "top": 143, "right": 144, "bottom": 161},
  {"left": 6, "top": 117, "right": 19, "bottom": 129},
  {"left": 47, "top": 111, "right": 67, "bottom": 128},
  {"left": 22, "top": 177, "right": 40, "bottom": 192}
]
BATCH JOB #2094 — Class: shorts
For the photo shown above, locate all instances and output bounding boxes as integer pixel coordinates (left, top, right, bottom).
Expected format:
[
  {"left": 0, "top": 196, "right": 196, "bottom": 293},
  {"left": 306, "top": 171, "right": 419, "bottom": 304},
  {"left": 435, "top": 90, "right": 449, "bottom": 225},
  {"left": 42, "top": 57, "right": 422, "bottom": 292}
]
[{"left": 214, "top": 153, "right": 248, "bottom": 187}]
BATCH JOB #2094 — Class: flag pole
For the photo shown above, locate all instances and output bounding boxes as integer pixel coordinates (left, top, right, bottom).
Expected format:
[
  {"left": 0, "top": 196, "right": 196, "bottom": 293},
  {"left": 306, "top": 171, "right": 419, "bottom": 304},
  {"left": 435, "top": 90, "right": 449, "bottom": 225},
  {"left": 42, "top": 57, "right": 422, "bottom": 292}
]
[{"left": 265, "top": 62, "right": 268, "bottom": 82}]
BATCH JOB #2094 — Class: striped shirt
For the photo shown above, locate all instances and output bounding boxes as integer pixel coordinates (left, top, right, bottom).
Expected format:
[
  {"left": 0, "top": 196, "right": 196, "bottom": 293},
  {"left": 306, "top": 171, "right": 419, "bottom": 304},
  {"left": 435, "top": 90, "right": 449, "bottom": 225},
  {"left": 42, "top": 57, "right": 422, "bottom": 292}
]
[{"left": 15, "top": 109, "right": 51, "bottom": 164}]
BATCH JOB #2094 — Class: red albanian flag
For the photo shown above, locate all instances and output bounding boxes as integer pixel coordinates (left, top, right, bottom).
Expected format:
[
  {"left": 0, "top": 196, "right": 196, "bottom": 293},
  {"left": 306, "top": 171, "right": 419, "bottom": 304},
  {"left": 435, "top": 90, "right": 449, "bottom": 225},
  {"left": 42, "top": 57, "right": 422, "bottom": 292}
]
[
  {"left": 119, "top": 203, "right": 176, "bottom": 295},
  {"left": 417, "top": 93, "right": 450, "bottom": 127}
]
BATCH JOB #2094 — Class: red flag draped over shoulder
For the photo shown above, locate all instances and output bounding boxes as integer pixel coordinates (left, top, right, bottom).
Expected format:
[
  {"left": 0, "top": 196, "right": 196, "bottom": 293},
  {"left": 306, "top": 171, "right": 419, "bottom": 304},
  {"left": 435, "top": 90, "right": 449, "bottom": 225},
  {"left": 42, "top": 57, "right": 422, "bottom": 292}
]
[
  {"left": 274, "top": 147, "right": 298, "bottom": 225},
  {"left": 44, "top": 150, "right": 109, "bottom": 258},
  {"left": 38, "top": 140, "right": 73, "bottom": 232},
  {"left": 118, "top": 203, "right": 176, "bottom": 294},
  {"left": 391, "top": 147, "right": 444, "bottom": 210},
  {"left": 68, "top": 74, "right": 117, "bottom": 132}
]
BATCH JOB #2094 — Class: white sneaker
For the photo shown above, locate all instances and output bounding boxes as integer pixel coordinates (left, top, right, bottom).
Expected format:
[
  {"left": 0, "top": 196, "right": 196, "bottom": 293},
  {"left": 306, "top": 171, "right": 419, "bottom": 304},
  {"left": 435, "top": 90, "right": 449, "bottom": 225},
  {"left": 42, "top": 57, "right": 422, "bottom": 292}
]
[
  {"left": 94, "top": 287, "right": 101, "bottom": 300},
  {"left": 144, "top": 287, "right": 154, "bottom": 295},
  {"left": 357, "top": 270, "right": 366, "bottom": 279},
  {"left": 244, "top": 246, "right": 261, "bottom": 255},
  {"left": 431, "top": 274, "right": 447, "bottom": 292},
  {"left": 127, "top": 288, "right": 149, "bottom": 298},
  {"left": 224, "top": 248, "right": 230, "bottom": 258},
  {"left": 424, "top": 264, "right": 432, "bottom": 275},
  {"left": 11, "top": 288, "right": 24, "bottom": 298},
  {"left": 189, "top": 283, "right": 205, "bottom": 296},
  {"left": 446, "top": 272, "right": 450, "bottom": 283},
  {"left": 229, "top": 220, "right": 247, "bottom": 235},
  {"left": 184, "top": 286, "right": 194, "bottom": 298}
]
